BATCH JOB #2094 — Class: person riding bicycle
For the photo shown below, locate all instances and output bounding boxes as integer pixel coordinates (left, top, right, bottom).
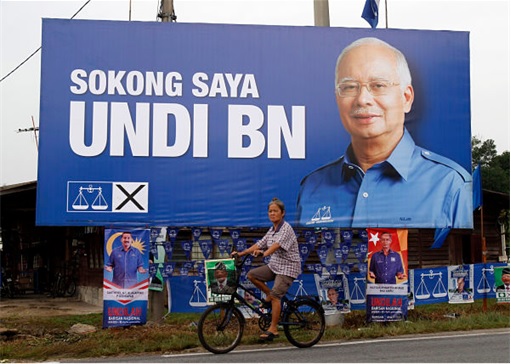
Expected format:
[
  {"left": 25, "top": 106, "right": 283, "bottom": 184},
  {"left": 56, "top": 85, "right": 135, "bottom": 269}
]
[{"left": 232, "top": 197, "right": 301, "bottom": 341}]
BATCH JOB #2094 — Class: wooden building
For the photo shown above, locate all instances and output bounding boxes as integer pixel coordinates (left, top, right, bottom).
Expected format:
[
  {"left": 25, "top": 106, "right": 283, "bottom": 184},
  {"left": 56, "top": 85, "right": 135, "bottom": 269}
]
[{"left": 1, "top": 182, "right": 508, "bottom": 305}]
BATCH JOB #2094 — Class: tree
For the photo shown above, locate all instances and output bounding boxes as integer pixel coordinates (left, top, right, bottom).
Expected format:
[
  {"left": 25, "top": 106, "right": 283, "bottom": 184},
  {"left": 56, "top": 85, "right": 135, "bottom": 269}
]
[
  {"left": 472, "top": 137, "right": 509, "bottom": 194},
  {"left": 471, "top": 137, "right": 497, "bottom": 168}
]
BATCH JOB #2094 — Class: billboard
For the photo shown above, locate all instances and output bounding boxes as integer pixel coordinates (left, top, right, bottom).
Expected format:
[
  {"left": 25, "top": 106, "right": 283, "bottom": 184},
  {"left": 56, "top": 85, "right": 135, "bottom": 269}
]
[{"left": 37, "top": 19, "right": 472, "bottom": 228}]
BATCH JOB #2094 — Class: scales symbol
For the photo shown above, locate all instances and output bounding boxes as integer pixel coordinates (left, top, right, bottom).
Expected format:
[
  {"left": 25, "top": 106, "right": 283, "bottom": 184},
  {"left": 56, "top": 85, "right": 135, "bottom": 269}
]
[
  {"left": 72, "top": 184, "right": 108, "bottom": 211},
  {"left": 291, "top": 279, "right": 308, "bottom": 298},
  {"left": 415, "top": 270, "right": 447, "bottom": 300},
  {"left": 350, "top": 277, "right": 366, "bottom": 304},
  {"left": 477, "top": 265, "right": 494, "bottom": 293},
  {"left": 311, "top": 206, "right": 332, "bottom": 222},
  {"left": 189, "top": 280, "right": 207, "bottom": 307}
]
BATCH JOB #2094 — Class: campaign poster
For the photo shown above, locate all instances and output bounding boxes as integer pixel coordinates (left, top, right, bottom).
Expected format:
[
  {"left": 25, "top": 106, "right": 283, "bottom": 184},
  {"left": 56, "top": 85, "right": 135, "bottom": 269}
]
[
  {"left": 447, "top": 265, "right": 474, "bottom": 304},
  {"left": 37, "top": 19, "right": 472, "bottom": 230},
  {"left": 204, "top": 258, "right": 237, "bottom": 304},
  {"left": 494, "top": 266, "right": 510, "bottom": 304},
  {"left": 314, "top": 273, "right": 351, "bottom": 314},
  {"left": 411, "top": 266, "right": 449, "bottom": 306},
  {"left": 236, "top": 286, "right": 265, "bottom": 319},
  {"left": 103, "top": 228, "right": 149, "bottom": 328},
  {"left": 366, "top": 229, "right": 408, "bottom": 322}
]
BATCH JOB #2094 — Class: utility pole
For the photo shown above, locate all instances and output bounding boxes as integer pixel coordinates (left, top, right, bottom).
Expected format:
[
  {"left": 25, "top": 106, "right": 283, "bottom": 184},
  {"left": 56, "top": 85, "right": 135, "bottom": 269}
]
[
  {"left": 158, "top": 0, "right": 177, "bottom": 22},
  {"left": 148, "top": 2, "right": 175, "bottom": 324},
  {"left": 314, "top": 0, "right": 330, "bottom": 27},
  {"left": 16, "top": 116, "right": 39, "bottom": 152}
]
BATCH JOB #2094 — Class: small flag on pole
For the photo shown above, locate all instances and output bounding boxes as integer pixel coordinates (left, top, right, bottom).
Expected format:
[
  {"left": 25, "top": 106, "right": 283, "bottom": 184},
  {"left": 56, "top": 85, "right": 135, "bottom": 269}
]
[
  {"left": 362, "top": 0, "right": 380, "bottom": 28},
  {"left": 472, "top": 163, "right": 483, "bottom": 210}
]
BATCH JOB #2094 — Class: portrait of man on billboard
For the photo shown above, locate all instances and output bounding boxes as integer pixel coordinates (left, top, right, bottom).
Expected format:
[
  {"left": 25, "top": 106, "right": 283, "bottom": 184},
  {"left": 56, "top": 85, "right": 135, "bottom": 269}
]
[{"left": 297, "top": 37, "right": 472, "bottom": 229}]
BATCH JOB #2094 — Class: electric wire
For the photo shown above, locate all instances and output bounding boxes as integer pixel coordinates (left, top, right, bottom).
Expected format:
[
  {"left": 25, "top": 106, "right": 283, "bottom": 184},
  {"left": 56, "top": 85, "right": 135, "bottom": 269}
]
[{"left": 0, "top": 0, "right": 92, "bottom": 83}]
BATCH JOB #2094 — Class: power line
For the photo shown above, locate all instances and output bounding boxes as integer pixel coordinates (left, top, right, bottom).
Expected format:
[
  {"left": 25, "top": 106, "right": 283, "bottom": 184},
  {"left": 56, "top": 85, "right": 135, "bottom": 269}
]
[{"left": 0, "top": 0, "right": 92, "bottom": 83}]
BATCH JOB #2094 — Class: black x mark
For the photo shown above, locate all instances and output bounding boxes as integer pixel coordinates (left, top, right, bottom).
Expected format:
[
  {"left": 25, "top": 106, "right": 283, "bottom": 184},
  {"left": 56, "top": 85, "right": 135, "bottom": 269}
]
[{"left": 115, "top": 184, "right": 146, "bottom": 211}]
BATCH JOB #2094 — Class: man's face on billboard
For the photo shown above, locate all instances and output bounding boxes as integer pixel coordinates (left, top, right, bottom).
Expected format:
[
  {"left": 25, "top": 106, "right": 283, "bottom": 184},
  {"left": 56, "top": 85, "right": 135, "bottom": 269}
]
[{"left": 335, "top": 44, "right": 413, "bottom": 144}]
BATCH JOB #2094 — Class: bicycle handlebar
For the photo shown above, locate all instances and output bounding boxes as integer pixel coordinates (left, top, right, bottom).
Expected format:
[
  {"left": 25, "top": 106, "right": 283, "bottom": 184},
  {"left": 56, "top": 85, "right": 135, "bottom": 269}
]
[{"left": 231, "top": 250, "right": 264, "bottom": 270}]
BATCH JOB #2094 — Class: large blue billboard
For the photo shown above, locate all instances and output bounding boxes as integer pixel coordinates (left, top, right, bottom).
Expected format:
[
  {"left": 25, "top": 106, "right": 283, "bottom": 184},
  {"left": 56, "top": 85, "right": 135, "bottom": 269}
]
[{"left": 36, "top": 20, "right": 472, "bottom": 228}]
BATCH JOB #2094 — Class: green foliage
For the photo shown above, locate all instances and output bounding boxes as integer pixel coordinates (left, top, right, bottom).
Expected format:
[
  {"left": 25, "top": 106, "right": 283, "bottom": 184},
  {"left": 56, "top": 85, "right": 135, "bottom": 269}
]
[
  {"left": 472, "top": 137, "right": 498, "bottom": 168},
  {"left": 472, "top": 137, "right": 510, "bottom": 194}
]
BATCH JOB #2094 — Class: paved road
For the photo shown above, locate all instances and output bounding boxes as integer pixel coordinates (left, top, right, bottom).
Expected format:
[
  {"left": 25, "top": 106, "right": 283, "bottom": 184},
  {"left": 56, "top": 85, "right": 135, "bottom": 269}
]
[{"left": 67, "top": 328, "right": 509, "bottom": 363}]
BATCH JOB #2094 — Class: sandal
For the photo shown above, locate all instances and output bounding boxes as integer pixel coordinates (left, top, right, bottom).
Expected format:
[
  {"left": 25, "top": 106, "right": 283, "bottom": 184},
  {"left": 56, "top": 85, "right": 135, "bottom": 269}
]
[{"left": 259, "top": 330, "right": 279, "bottom": 341}]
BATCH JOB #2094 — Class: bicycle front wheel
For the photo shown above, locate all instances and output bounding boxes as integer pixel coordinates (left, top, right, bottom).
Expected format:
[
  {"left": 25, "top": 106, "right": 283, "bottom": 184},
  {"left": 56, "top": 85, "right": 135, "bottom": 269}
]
[
  {"left": 197, "top": 303, "right": 244, "bottom": 354},
  {"left": 283, "top": 299, "right": 325, "bottom": 348}
]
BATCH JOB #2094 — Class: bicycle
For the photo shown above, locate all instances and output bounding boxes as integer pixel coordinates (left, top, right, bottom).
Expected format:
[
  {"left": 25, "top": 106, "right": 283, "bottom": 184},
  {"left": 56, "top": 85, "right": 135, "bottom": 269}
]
[
  {"left": 50, "top": 270, "right": 66, "bottom": 297},
  {"left": 49, "top": 259, "right": 78, "bottom": 298},
  {"left": 197, "top": 253, "right": 325, "bottom": 354}
]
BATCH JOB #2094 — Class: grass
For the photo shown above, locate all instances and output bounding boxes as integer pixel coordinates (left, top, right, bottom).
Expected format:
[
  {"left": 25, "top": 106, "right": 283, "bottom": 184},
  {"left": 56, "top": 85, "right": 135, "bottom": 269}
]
[{"left": 0, "top": 299, "right": 509, "bottom": 362}]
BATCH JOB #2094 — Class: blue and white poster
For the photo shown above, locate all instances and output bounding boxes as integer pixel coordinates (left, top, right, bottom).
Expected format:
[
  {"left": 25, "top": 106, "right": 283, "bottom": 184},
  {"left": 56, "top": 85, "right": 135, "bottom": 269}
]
[
  {"left": 103, "top": 228, "right": 149, "bottom": 328},
  {"left": 448, "top": 265, "right": 474, "bottom": 304},
  {"left": 37, "top": 20, "right": 472, "bottom": 229},
  {"left": 314, "top": 273, "right": 351, "bottom": 314}
]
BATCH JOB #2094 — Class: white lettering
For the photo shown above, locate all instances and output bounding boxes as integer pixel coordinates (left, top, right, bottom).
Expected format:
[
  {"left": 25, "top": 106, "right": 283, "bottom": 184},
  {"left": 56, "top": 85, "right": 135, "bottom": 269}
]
[
  {"left": 89, "top": 70, "right": 107, "bottom": 95},
  {"left": 267, "top": 105, "right": 305, "bottom": 159},
  {"left": 145, "top": 72, "right": 163, "bottom": 96},
  {"left": 224, "top": 74, "right": 243, "bottom": 97},
  {"left": 70, "top": 69, "right": 88, "bottom": 95},
  {"left": 164, "top": 72, "right": 182, "bottom": 97},
  {"left": 228, "top": 105, "right": 305, "bottom": 159},
  {"left": 110, "top": 102, "right": 150, "bottom": 156},
  {"left": 192, "top": 72, "right": 209, "bottom": 97},
  {"left": 240, "top": 74, "right": 259, "bottom": 98},
  {"left": 209, "top": 73, "right": 228, "bottom": 97},
  {"left": 192, "top": 104, "right": 209, "bottom": 158},
  {"left": 228, "top": 105, "right": 265, "bottom": 158},
  {"left": 126, "top": 71, "right": 144, "bottom": 96},
  {"left": 192, "top": 73, "right": 259, "bottom": 98},
  {"left": 69, "top": 101, "right": 108, "bottom": 156},
  {"left": 152, "top": 103, "right": 191, "bottom": 157},
  {"left": 69, "top": 69, "right": 183, "bottom": 96},
  {"left": 107, "top": 70, "right": 127, "bottom": 95},
  {"left": 68, "top": 101, "right": 304, "bottom": 160}
]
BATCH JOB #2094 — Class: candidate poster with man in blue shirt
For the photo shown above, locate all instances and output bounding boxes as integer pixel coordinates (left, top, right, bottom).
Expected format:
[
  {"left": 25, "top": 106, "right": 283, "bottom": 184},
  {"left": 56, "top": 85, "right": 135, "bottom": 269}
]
[
  {"left": 36, "top": 20, "right": 472, "bottom": 229},
  {"left": 366, "top": 228, "right": 408, "bottom": 322},
  {"left": 103, "top": 228, "right": 149, "bottom": 328}
]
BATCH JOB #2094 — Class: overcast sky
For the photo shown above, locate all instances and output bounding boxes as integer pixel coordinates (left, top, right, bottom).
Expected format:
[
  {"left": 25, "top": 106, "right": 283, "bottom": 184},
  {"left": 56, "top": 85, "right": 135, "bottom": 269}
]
[{"left": 0, "top": 0, "right": 509, "bottom": 186}]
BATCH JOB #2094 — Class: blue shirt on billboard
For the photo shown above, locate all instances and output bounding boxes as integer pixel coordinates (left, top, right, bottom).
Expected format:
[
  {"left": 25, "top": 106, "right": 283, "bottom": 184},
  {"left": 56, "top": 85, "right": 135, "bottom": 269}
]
[
  {"left": 107, "top": 246, "right": 144, "bottom": 288},
  {"left": 296, "top": 128, "right": 472, "bottom": 228},
  {"left": 369, "top": 249, "right": 404, "bottom": 284}
]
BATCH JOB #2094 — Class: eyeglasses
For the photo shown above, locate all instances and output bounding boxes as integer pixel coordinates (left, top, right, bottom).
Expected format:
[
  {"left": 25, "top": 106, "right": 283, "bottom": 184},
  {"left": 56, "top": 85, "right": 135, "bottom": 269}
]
[{"left": 336, "top": 80, "right": 400, "bottom": 97}]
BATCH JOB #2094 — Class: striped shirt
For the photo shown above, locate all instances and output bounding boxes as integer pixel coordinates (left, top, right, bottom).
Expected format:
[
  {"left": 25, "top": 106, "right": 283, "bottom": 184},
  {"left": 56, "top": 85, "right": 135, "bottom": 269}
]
[{"left": 257, "top": 220, "right": 302, "bottom": 279}]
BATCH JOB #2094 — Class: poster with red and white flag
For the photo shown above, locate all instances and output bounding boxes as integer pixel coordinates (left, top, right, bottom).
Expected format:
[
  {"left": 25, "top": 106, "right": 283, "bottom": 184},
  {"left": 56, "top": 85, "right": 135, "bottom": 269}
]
[
  {"left": 103, "top": 228, "right": 149, "bottom": 328},
  {"left": 366, "top": 229, "right": 409, "bottom": 322}
]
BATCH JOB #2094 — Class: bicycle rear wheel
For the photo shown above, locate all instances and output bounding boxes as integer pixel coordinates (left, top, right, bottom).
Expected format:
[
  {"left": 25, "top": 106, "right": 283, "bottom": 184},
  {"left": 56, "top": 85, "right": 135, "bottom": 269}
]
[
  {"left": 56, "top": 277, "right": 66, "bottom": 297},
  {"left": 65, "top": 279, "right": 77, "bottom": 297},
  {"left": 197, "top": 303, "right": 244, "bottom": 354},
  {"left": 283, "top": 299, "right": 325, "bottom": 348}
]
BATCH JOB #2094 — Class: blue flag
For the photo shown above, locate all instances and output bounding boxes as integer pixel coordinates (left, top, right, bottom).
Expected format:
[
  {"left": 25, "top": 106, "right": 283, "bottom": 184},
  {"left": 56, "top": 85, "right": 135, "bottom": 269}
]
[
  {"left": 362, "top": 0, "right": 380, "bottom": 28},
  {"left": 431, "top": 227, "right": 451, "bottom": 249},
  {"left": 472, "top": 163, "right": 482, "bottom": 210}
]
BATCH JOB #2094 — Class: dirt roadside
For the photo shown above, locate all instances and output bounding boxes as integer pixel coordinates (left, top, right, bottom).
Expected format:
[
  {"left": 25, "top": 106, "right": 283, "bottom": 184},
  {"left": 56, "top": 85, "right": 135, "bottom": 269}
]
[{"left": 0, "top": 294, "right": 102, "bottom": 318}]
